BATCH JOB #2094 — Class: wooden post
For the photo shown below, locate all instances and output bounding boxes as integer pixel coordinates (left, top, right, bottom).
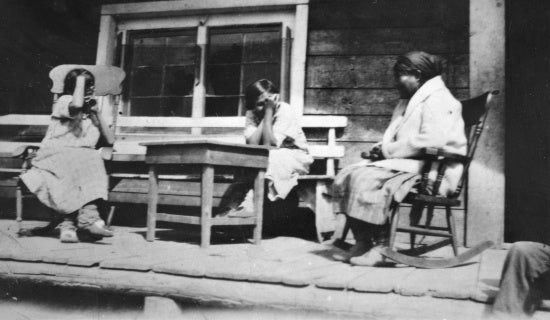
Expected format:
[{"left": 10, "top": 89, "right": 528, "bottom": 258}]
[
  {"left": 314, "top": 180, "right": 334, "bottom": 243},
  {"left": 389, "top": 206, "right": 400, "bottom": 250},
  {"left": 446, "top": 206, "right": 459, "bottom": 256},
  {"left": 146, "top": 165, "right": 159, "bottom": 242},
  {"left": 95, "top": 14, "right": 118, "bottom": 128},
  {"left": 326, "top": 127, "right": 336, "bottom": 177},
  {"left": 290, "top": 4, "right": 309, "bottom": 115},
  {"left": 15, "top": 179, "right": 22, "bottom": 233},
  {"left": 201, "top": 165, "right": 214, "bottom": 248},
  {"left": 253, "top": 169, "right": 265, "bottom": 245},
  {"left": 143, "top": 296, "right": 181, "bottom": 318},
  {"left": 467, "top": 0, "right": 505, "bottom": 246},
  {"left": 96, "top": 15, "right": 117, "bottom": 66}
]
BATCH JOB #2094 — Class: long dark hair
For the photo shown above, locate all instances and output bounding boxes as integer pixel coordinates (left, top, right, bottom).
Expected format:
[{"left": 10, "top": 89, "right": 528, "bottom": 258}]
[
  {"left": 245, "top": 79, "right": 278, "bottom": 110},
  {"left": 63, "top": 68, "right": 95, "bottom": 96}
]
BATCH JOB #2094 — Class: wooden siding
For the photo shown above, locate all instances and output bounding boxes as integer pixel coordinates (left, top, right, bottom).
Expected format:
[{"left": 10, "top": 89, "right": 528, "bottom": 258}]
[{"left": 304, "top": 0, "right": 470, "bottom": 168}]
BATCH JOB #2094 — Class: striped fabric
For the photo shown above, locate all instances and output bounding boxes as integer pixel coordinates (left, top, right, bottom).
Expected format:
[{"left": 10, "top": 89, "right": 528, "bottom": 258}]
[{"left": 331, "top": 161, "right": 419, "bottom": 225}]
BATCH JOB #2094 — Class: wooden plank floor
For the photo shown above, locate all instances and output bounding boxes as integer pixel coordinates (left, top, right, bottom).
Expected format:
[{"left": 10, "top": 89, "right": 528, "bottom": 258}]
[{"left": 0, "top": 219, "right": 539, "bottom": 318}]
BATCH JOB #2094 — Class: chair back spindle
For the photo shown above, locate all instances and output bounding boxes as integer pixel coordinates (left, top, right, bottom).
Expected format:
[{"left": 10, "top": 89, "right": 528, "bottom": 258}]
[{"left": 450, "top": 90, "right": 499, "bottom": 199}]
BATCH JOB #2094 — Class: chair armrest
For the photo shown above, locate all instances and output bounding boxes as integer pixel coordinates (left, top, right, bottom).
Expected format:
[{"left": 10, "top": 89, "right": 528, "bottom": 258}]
[{"left": 421, "top": 147, "right": 470, "bottom": 164}]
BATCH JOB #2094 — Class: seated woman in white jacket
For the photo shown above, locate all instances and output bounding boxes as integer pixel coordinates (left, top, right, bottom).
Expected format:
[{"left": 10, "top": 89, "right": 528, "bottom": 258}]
[{"left": 331, "top": 51, "right": 467, "bottom": 266}]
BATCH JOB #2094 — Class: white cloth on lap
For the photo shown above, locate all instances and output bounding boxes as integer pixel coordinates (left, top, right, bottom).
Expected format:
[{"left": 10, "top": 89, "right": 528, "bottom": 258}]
[{"left": 266, "top": 148, "right": 313, "bottom": 201}]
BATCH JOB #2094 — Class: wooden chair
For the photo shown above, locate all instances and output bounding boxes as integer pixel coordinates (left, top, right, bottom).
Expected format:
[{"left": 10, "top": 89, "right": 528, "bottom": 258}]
[
  {"left": 336, "top": 91, "right": 499, "bottom": 268},
  {"left": 7, "top": 64, "right": 125, "bottom": 234},
  {"left": 0, "top": 143, "right": 39, "bottom": 229}
]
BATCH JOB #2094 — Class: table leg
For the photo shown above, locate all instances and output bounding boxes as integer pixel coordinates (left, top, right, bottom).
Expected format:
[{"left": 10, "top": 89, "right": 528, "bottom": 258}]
[
  {"left": 16, "top": 178, "right": 23, "bottom": 233},
  {"left": 253, "top": 169, "right": 266, "bottom": 245},
  {"left": 201, "top": 165, "right": 214, "bottom": 249},
  {"left": 146, "top": 165, "right": 159, "bottom": 242}
]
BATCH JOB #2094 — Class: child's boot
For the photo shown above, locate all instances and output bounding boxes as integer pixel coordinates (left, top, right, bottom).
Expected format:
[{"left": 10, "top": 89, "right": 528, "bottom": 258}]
[
  {"left": 77, "top": 203, "right": 114, "bottom": 239},
  {"left": 59, "top": 218, "right": 78, "bottom": 243}
]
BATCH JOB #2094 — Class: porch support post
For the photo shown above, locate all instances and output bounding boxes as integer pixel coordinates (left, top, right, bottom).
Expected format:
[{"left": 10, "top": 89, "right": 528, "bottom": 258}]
[
  {"left": 467, "top": 0, "right": 505, "bottom": 246},
  {"left": 96, "top": 15, "right": 117, "bottom": 65},
  {"left": 290, "top": 3, "right": 309, "bottom": 114},
  {"left": 95, "top": 14, "right": 118, "bottom": 126}
]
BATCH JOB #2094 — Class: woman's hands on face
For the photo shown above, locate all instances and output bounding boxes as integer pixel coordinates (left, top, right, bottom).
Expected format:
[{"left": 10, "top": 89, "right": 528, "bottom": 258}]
[
  {"left": 264, "top": 94, "right": 278, "bottom": 111},
  {"left": 253, "top": 93, "right": 278, "bottom": 119}
]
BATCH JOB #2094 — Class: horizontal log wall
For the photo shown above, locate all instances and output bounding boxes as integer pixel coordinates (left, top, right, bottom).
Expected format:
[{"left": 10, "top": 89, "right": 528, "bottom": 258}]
[{"left": 304, "top": 0, "right": 469, "bottom": 168}]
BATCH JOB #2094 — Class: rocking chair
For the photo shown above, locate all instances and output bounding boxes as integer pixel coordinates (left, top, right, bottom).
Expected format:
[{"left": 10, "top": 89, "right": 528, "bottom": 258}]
[{"left": 335, "top": 90, "right": 499, "bottom": 268}]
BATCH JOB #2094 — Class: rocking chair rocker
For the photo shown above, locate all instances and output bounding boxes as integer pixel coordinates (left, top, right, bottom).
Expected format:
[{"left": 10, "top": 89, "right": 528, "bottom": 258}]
[{"left": 335, "top": 90, "right": 499, "bottom": 269}]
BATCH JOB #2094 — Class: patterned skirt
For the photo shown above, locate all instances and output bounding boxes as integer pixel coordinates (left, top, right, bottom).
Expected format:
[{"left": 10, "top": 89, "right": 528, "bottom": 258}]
[
  {"left": 331, "top": 160, "right": 419, "bottom": 225},
  {"left": 21, "top": 146, "right": 108, "bottom": 214}
]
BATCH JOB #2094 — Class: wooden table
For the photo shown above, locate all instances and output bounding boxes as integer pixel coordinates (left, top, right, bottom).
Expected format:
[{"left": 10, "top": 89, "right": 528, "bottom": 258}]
[{"left": 141, "top": 140, "right": 270, "bottom": 248}]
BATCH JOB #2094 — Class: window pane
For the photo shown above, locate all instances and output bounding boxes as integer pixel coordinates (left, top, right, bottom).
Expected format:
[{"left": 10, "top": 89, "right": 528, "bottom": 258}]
[
  {"left": 130, "top": 97, "right": 162, "bottom": 116},
  {"left": 164, "top": 66, "right": 195, "bottom": 96},
  {"left": 131, "top": 67, "right": 162, "bottom": 96},
  {"left": 242, "top": 63, "right": 280, "bottom": 90},
  {"left": 165, "top": 36, "right": 196, "bottom": 65},
  {"left": 208, "top": 33, "right": 243, "bottom": 64},
  {"left": 162, "top": 97, "right": 193, "bottom": 117},
  {"left": 132, "top": 37, "right": 165, "bottom": 66},
  {"left": 243, "top": 32, "right": 281, "bottom": 63},
  {"left": 206, "top": 65, "right": 241, "bottom": 95},
  {"left": 205, "top": 97, "right": 239, "bottom": 117}
]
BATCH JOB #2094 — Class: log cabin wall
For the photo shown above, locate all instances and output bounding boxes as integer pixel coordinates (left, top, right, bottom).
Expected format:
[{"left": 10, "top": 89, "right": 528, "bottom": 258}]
[{"left": 304, "top": 0, "right": 470, "bottom": 242}]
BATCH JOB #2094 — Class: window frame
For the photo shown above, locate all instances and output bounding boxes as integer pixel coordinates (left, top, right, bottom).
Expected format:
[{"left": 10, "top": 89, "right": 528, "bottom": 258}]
[{"left": 96, "top": 0, "right": 309, "bottom": 125}]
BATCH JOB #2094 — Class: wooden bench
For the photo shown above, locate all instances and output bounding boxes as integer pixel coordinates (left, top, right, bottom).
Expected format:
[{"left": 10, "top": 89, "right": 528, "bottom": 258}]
[{"left": 0, "top": 113, "right": 347, "bottom": 242}]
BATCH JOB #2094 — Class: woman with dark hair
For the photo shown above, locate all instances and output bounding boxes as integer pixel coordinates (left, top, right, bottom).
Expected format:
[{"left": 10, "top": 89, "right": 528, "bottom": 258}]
[
  {"left": 331, "top": 51, "right": 467, "bottom": 266},
  {"left": 219, "top": 79, "right": 313, "bottom": 218},
  {"left": 21, "top": 68, "right": 114, "bottom": 243}
]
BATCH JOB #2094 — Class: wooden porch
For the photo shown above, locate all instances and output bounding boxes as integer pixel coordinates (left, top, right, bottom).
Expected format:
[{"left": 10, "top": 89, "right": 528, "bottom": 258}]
[{"left": 0, "top": 219, "right": 546, "bottom": 319}]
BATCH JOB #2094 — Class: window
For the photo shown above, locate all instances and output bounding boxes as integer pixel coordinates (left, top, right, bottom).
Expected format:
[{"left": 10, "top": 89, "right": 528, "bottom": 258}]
[
  {"left": 206, "top": 26, "right": 281, "bottom": 116},
  {"left": 122, "top": 25, "right": 283, "bottom": 117},
  {"left": 126, "top": 29, "right": 197, "bottom": 117},
  {"left": 99, "top": 0, "right": 309, "bottom": 119}
]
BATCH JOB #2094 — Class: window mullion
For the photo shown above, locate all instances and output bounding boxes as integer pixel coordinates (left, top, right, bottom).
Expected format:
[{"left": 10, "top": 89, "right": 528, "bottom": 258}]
[
  {"left": 238, "top": 33, "right": 246, "bottom": 116},
  {"left": 192, "top": 25, "right": 208, "bottom": 130},
  {"left": 119, "top": 30, "right": 130, "bottom": 117},
  {"left": 280, "top": 27, "right": 291, "bottom": 103}
]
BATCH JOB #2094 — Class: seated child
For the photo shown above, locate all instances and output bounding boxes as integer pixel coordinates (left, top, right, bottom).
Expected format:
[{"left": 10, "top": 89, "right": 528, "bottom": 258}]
[
  {"left": 219, "top": 79, "right": 313, "bottom": 220},
  {"left": 21, "top": 68, "right": 115, "bottom": 242}
]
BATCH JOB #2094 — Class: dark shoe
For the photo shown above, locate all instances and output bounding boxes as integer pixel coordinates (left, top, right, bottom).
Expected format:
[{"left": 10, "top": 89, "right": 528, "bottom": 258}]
[
  {"left": 219, "top": 190, "right": 255, "bottom": 217},
  {"left": 76, "top": 229, "right": 104, "bottom": 242},
  {"left": 332, "top": 240, "right": 373, "bottom": 262}
]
